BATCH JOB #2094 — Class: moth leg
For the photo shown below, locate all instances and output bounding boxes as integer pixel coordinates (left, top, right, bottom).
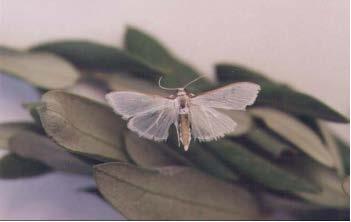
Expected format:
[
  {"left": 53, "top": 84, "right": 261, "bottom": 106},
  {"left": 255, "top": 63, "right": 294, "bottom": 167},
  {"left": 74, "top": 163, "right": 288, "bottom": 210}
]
[{"left": 174, "top": 122, "right": 180, "bottom": 147}]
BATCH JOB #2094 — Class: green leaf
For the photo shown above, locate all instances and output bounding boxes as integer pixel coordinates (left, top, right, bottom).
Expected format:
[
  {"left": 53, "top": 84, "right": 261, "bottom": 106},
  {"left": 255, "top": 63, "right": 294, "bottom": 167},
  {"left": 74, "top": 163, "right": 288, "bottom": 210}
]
[
  {"left": 0, "top": 153, "right": 51, "bottom": 179},
  {"left": 216, "top": 64, "right": 273, "bottom": 84},
  {"left": 125, "top": 27, "right": 213, "bottom": 93},
  {"left": 250, "top": 108, "right": 334, "bottom": 167},
  {"left": 334, "top": 137, "right": 349, "bottom": 175},
  {"left": 64, "top": 77, "right": 109, "bottom": 103},
  {"left": 22, "top": 102, "right": 44, "bottom": 127},
  {"left": 205, "top": 140, "right": 319, "bottom": 192},
  {"left": 94, "top": 162, "right": 260, "bottom": 220},
  {"left": 125, "top": 131, "right": 193, "bottom": 168},
  {"left": 292, "top": 158, "right": 349, "bottom": 208},
  {"left": 244, "top": 127, "right": 295, "bottom": 158},
  {"left": 258, "top": 191, "right": 321, "bottom": 214},
  {"left": 9, "top": 131, "right": 92, "bottom": 175},
  {"left": 182, "top": 143, "right": 239, "bottom": 181},
  {"left": 37, "top": 90, "right": 128, "bottom": 162},
  {"left": 342, "top": 176, "right": 349, "bottom": 196},
  {"left": 216, "top": 64, "right": 349, "bottom": 123},
  {"left": 167, "top": 130, "right": 239, "bottom": 181},
  {"left": 258, "top": 85, "right": 349, "bottom": 123},
  {"left": 79, "top": 186, "right": 104, "bottom": 199},
  {"left": 94, "top": 72, "right": 167, "bottom": 96},
  {"left": 0, "top": 48, "right": 79, "bottom": 89},
  {"left": 30, "top": 40, "right": 160, "bottom": 79},
  {"left": 0, "top": 122, "right": 38, "bottom": 149},
  {"left": 317, "top": 121, "right": 345, "bottom": 177},
  {"left": 125, "top": 27, "right": 175, "bottom": 71}
]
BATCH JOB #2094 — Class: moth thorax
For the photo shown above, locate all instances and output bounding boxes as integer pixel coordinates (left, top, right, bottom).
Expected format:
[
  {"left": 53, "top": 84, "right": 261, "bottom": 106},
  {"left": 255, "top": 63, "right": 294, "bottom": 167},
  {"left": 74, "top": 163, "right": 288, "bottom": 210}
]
[{"left": 179, "top": 107, "right": 189, "bottom": 114}]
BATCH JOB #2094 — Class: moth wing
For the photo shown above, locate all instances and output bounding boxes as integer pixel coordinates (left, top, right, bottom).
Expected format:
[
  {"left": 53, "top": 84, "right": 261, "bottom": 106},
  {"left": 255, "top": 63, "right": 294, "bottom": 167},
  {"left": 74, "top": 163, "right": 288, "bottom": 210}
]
[
  {"left": 106, "top": 91, "right": 178, "bottom": 141},
  {"left": 127, "top": 106, "right": 178, "bottom": 141},
  {"left": 191, "top": 82, "right": 260, "bottom": 110},
  {"left": 106, "top": 91, "right": 173, "bottom": 119},
  {"left": 189, "top": 104, "right": 237, "bottom": 142}
]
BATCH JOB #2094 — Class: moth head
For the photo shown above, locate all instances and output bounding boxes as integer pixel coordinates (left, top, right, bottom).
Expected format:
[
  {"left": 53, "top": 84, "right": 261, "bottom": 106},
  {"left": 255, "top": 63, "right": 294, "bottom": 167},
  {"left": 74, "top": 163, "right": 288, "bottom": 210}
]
[{"left": 176, "top": 88, "right": 186, "bottom": 96}]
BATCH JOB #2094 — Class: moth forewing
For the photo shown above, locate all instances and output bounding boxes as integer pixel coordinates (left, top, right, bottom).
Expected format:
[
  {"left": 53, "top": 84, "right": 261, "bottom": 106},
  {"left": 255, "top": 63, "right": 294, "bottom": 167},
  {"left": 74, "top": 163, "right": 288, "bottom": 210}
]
[
  {"left": 189, "top": 104, "right": 237, "bottom": 142},
  {"left": 106, "top": 91, "right": 178, "bottom": 141},
  {"left": 191, "top": 82, "right": 261, "bottom": 110}
]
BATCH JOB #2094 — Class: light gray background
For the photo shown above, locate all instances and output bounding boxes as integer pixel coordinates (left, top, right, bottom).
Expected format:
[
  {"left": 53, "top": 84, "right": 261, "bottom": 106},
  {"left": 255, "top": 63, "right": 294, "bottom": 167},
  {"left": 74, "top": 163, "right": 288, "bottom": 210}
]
[{"left": 0, "top": 0, "right": 349, "bottom": 219}]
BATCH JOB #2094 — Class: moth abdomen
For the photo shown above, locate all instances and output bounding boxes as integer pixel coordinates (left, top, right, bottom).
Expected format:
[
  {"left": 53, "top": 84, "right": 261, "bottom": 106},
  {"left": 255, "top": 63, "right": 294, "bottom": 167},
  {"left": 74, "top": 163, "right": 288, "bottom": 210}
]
[{"left": 179, "top": 114, "right": 191, "bottom": 151}]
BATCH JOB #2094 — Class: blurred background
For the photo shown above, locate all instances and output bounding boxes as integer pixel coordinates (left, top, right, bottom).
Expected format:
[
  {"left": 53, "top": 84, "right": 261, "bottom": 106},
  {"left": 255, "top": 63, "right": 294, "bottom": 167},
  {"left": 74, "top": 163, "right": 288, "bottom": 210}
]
[{"left": 0, "top": 0, "right": 349, "bottom": 219}]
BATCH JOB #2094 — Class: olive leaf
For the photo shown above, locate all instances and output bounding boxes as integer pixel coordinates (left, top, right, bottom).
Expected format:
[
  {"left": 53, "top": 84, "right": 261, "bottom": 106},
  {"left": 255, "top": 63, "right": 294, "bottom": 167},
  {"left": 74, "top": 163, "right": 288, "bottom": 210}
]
[
  {"left": 167, "top": 130, "right": 239, "bottom": 181},
  {"left": 216, "top": 64, "right": 272, "bottom": 85},
  {"left": 258, "top": 191, "right": 321, "bottom": 215},
  {"left": 182, "top": 143, "right": 239, "bottom": 181},
  {"left": 0, "top": 153, "right": 51, "bottom": 179},
  {"left": 124, "top": 27, "right": 213, "bottom": 93},
  {"left": 22, "top": 102, "right": 44, "bottom": 127},
  {"left": 64, "top": 77, "right": 110, "bottom": 104},
  {"left": 94, "top": 72, "right": 167, "bottom": 96},
  {"left": 250, "top": 108, "right": 334, "bottom": 168},
  {"left": 0, "top": 122, "right": 38, "bottom": 149},
  {"left": 205, "top": 140, "right": 319, "bottom": 192},
  {"left": 94, "top": 162, "right": 260, "bottom": 220},
  {"left": 0, "top": 48, "right": 79, "bottom": 89},
  {"left": 216, "top": 64, "right": 349, "bottom": 123},
  {"left": 79, "top": 186, "right": 104, "bottom": 199},
  {"left": 37, "top": 90, "right": 128, "bottom": 162},
  {"left": 334, "top": 137, "right": 350, "bottom": 175},
  {"left": 30, "top": 40, "right": 160, "bottom": 79},
  {"left": 292, "top": 158, "right": 349, "bottom": 208},
  {"left": 244, "top": 127, "right": 295, "bottom": 158},
  {"left": 9, "top": 131, "right": 92, "bottom": 175},
  {"left": 125, "top": 131, "right": 192, "bottom": 168},
  {"left": 342, "top": 176, "right": 349, "bottom": 195},
  {"left": 317, "top": 121, "right": 345, "bottom": 177}
]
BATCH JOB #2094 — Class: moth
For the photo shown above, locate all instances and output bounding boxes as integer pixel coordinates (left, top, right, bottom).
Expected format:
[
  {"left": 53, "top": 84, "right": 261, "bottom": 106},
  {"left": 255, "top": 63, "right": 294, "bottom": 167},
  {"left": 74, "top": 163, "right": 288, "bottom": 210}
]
[{"left": 106, "top": 77, "right": 260, "bottom": 151}]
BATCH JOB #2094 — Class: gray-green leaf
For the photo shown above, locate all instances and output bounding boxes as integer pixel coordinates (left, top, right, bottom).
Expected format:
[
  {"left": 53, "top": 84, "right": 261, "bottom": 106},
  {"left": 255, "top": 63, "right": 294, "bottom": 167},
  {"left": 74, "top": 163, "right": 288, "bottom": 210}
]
[
  {"left": 0, "top": 122, "right": 37, "bottom": 149},
  {"left": 9, "top": 131, "right": 92, "bottom": 175},
  {"left": 94, "top": 162, "right": 260, "bottom": 220},
  {"left": 216, "top": 64, "right": 349, "bottom": 123},
  {"left": 206, "top": 140, "right": 319, "bottom": 192},
  {"left": 244, "top": 127, "right": 295, "bottom": 157},
  {"left": 0, "top": 49, "right": 79, "bottom": 89},
  {"left": 125, "top": 27, "right": 213, "bottom": 93},
  {"left": 30, "top": 40, "right": 160, "bottom": 79},
  {"left": 37, "top": 90, "right": 128, "bottom": 162},
  {"left": 250, "top": 108, "right": 334, "bottom": 167},
  {"left": 0, "top": 153, "right": 51, "bottom": 179},
  {"left": 22, "top": 102, "right": 44, "bottom": 127},
  {"left": 125, "top": 131, "right": 192, "bottom": 168},
  {"left": 334, "top": 137, "right": 349, "bottom": 175},
  {"left": 318, "top": 121, "right": 345, "bottom": 177},
  {"left": 292, "top": 158, "right": 349, "bottom": 208},
  {"left": 94, "top": 72, "right": 167, "bottom": 96},
  {"left": 167, "top": 130, "right": 239, "bottom": 181}
]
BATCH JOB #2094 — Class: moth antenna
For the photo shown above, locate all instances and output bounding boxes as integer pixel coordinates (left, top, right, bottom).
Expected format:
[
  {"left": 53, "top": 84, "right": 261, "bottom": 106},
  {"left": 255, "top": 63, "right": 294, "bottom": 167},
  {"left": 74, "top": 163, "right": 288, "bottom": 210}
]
[
  {"left": 158, "top": 76, "right": 179, "bottom": 90},
  {"left": 182, "top": 76, "right": 204, "bottom": 89}
]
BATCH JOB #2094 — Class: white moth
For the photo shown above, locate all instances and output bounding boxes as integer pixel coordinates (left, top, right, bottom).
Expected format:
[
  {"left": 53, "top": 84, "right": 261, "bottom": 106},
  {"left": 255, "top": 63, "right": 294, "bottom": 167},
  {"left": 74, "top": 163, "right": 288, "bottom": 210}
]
[{"left": 106, "top": 77, "right": 260, "bottom": 151}]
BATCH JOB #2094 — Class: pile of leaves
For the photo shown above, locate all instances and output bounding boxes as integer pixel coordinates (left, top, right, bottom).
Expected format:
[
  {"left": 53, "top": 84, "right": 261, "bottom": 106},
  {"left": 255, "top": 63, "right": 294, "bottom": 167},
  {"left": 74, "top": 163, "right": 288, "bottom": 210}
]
[{"left": 0, "top": 27, "right": 349, "bottom": 220}]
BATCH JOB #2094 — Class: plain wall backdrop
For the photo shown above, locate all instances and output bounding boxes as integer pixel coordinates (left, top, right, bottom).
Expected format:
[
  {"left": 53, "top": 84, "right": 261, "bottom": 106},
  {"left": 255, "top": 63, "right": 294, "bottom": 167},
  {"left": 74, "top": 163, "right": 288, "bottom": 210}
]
[{"left": 0, "top": 0, "right": 349, "bottom": 219}]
